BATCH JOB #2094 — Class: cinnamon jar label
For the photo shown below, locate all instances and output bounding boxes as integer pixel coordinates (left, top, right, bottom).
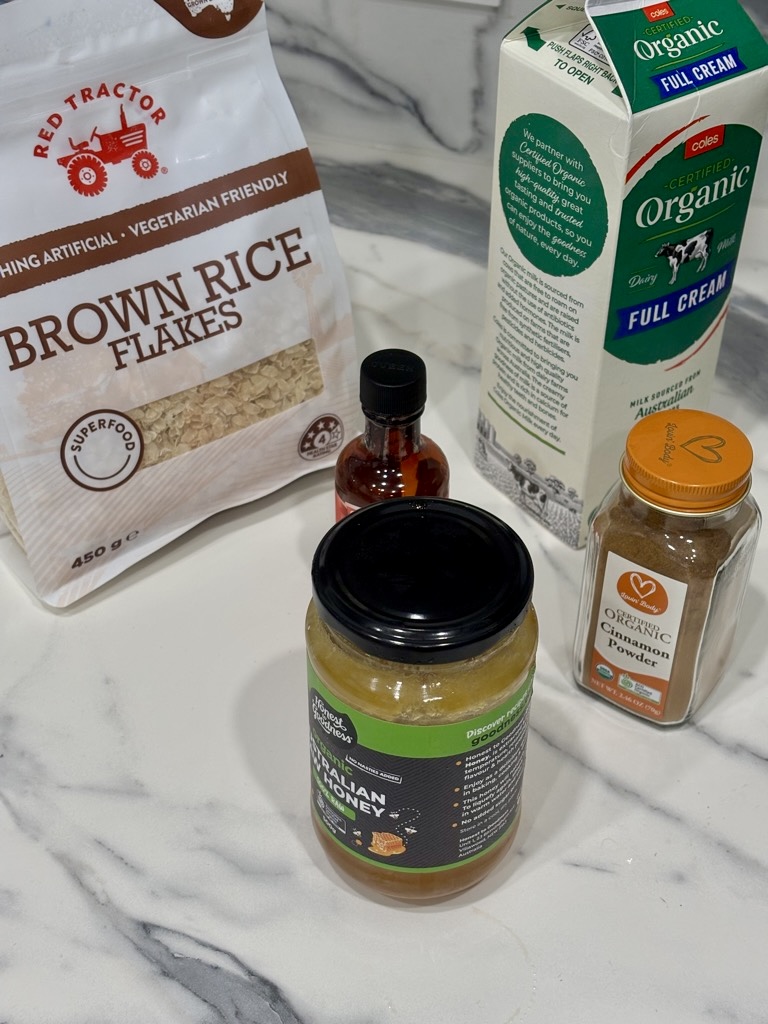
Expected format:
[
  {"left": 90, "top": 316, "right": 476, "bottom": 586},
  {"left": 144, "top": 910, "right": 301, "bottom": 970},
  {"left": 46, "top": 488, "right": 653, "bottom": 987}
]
[{"left": 586, "top": 551, "right": 687, "bottom": 720}]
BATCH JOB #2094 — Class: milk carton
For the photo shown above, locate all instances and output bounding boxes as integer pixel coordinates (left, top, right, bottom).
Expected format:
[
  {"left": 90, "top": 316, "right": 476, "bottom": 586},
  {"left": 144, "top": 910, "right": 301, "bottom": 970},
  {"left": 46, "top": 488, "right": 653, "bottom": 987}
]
[{"left": 475, "top": 0, "right": 768, "bottom": 546}]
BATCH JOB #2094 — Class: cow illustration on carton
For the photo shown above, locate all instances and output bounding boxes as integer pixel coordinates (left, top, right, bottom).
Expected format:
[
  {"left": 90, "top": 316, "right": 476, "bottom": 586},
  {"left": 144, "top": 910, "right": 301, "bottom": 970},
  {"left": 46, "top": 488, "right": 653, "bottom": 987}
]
[{"left": 655, "top": 228, "right": 713, "bottom": 285}]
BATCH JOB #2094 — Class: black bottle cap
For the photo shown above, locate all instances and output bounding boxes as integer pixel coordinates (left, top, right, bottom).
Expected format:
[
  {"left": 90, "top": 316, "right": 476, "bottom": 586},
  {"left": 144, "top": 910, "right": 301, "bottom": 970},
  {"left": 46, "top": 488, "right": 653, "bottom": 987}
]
[
  {"left": 359, "top": 348, "right": 427, "bottom": 421},
  {"left": 312, "top": 498, "right": 534, "bottom": 664}
]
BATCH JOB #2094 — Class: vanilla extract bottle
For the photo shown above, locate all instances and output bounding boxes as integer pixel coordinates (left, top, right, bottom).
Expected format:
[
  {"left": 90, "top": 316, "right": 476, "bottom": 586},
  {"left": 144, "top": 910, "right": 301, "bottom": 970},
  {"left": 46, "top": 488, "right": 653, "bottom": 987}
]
[{"left": 334, "top": 348, "right": 449, "bottom": 520}]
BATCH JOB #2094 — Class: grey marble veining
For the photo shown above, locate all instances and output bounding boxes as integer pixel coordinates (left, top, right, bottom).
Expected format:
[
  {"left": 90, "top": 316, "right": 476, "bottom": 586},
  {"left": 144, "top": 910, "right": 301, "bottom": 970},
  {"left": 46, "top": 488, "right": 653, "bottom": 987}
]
[
  {"left": 4, "top": 204, "right": 767, "bottom": 1022},
  {"left": 265, "top": 0, "right": 523, "bottom": 162},
  {"left": 2, "top": 2, "right": 768, "bottom": 1022},
  {"left": 315, "top": 159, "right": 492, "bottom": 265},
  {"left": 268, "top": 0, "right": 768, "bottom": 198},
  {"left": 717, "top": 303, "right": 768, "bottom": 408}
]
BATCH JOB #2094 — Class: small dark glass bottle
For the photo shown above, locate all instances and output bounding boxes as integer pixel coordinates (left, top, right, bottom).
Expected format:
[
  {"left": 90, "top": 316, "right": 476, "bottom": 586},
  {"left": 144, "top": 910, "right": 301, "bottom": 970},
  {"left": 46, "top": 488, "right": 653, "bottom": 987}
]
[{"left": 334, "top": 348, "right": 449, "bottom": 520}]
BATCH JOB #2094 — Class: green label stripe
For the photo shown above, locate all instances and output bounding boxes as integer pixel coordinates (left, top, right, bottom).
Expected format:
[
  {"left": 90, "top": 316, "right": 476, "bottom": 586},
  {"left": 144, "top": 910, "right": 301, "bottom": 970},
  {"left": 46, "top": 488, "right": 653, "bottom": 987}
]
[
  {"left": 312, "top": 767, "right": 356, "bottom": 820},
  {"left": 488, "top": 391, "right": 566, "bottom": 454},
  {"left": 308, "top": 661, "right": 534, "bottom": 758}
]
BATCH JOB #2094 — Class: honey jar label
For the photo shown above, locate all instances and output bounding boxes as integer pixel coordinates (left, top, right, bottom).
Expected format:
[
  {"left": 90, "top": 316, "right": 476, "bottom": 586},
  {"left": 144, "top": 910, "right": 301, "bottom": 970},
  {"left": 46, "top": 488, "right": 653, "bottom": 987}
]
[
  {"left": 585, "top": 550, "right": 687, "bottom": 720},
  {"left": 307, "top": 662, "right": 534, "bottom": 873}
]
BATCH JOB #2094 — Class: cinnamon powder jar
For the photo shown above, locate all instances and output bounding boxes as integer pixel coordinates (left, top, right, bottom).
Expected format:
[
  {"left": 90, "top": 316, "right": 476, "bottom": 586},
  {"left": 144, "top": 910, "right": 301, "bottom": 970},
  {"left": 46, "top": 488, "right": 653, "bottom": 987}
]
[{"left": 573, "top": 409, "right": 761, "bottom": 725}]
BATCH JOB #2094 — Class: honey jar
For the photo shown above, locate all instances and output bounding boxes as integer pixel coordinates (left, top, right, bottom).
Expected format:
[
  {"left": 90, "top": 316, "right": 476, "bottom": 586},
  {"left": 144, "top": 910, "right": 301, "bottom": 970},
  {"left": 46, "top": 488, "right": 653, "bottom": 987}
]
[{"left": 306, "top": 497, "right": 537, "bottom": 900}]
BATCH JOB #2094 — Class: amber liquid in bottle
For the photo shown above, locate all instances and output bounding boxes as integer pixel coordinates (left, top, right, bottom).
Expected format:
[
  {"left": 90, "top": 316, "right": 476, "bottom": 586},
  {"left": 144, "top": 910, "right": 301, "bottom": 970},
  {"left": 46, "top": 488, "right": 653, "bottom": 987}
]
[
  {"left": 334, "top": 348, "right": 449, "bottom": 520},
  {"left": 335, "top": 414, "right": 449, "bottom": 519}
]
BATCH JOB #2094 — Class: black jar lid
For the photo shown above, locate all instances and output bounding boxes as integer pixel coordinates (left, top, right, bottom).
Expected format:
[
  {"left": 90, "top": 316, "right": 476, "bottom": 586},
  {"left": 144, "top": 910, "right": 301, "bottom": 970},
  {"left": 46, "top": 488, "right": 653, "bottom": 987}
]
[{"left": 311, "top": 498, "right": 534, "bottom": 664}]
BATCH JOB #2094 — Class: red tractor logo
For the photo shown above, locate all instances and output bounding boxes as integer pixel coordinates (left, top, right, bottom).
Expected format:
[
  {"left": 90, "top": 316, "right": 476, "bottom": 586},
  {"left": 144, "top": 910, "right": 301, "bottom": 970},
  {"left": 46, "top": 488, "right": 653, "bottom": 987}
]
[{"left": 57, "top": 105, "right": 160, "bottom": 197}]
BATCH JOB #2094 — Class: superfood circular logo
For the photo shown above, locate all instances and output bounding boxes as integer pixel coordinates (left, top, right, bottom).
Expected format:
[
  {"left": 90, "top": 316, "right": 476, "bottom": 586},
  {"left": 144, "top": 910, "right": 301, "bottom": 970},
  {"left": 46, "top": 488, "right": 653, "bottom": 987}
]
[
  {"left": 61, "top": 410, "right": 144, "bottom": 491},
  {"left": 299, "top": 414, "right": 344, "bottom": 462},
  {"left": 617, "top": 570, "right": 669, "bottom": 615}
]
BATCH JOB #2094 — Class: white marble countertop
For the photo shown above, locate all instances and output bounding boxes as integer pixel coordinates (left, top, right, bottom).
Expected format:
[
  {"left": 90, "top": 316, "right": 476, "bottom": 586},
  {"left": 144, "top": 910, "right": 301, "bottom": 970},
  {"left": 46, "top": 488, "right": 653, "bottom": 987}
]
[
  {"left": 3, "top": 196, "right": 768, "bottom": 1020},
  {"left": 2, "top": 1, "right": 768, "bottom": 1013}
]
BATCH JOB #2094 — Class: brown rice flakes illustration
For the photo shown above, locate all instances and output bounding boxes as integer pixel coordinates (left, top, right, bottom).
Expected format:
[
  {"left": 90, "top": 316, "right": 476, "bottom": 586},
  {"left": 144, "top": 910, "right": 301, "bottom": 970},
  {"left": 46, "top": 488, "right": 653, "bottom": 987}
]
[{"left": 130, "top": 336, "right": 323, "bottom": 467}]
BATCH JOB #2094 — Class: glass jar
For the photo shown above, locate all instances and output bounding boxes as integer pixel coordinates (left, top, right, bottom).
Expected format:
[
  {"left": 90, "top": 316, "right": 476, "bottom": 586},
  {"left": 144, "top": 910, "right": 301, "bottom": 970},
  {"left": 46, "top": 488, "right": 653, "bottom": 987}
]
[
  {"left": 307, "top": 497, "right": 537, "bottom": 900},
  {"left": 573, "top": 409, "right": 761, "bottom": 725}
]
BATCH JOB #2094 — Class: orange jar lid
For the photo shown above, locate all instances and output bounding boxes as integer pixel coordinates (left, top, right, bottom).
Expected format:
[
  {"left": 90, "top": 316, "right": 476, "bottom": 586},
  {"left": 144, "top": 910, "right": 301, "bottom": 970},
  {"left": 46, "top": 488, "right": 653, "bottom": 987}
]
[{"left": 622, "top": 409, "right": 753, "bottom": 514}]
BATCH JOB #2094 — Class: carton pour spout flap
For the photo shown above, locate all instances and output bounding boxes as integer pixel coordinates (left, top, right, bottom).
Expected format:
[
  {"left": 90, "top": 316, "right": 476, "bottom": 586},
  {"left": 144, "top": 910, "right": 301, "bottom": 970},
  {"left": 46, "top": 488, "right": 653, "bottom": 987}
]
[
  {"left": 508, "top": 0, "right": 768, "bottom": 117},
  {"left": 584, "top": 0, "right": 768, "bottom": 115}
]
